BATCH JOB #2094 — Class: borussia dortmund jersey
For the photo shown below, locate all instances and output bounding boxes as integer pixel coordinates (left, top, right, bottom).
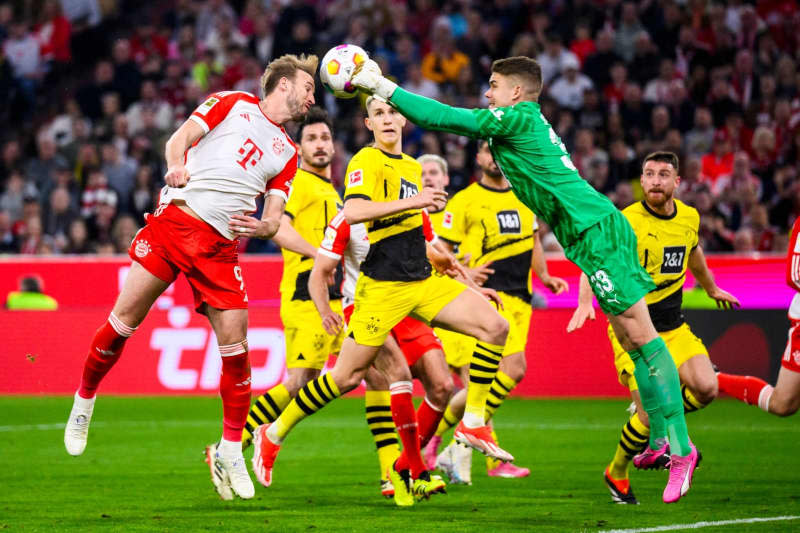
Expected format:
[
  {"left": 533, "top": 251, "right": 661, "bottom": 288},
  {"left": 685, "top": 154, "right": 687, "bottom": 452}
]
[
  {"left": 279, "top": 168, "right": 342, "bottom": 301},
  {"left": 622, "top": 199, "right": 700, "bottom": 331},
  {"left": 343, "top": 146, "right": 430, "bottom": 282},
  {"left": 438, "top": 182, "right": 537, "bottom": 300},
  {"left": 389, "top": 89, "right": 617, "bottom": 246}
]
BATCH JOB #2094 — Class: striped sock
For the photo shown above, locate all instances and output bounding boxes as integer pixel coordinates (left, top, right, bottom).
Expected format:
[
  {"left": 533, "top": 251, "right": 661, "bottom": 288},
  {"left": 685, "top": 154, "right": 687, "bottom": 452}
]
[
  {"left": 269, "top": 374, "right": 340, "bottom": 444},
  {"left": 484, "top": 370, "right": 517, "bottom": 422},
  {"left": 365, "top": 390, "right": 400, "bottom": 480},
  {"left": 608, "top": 412, "right": 650, "bottom": 480},
  {"left": 435, "top": 404, "right": 459, "bottom": 437},
  {"left": 681, "top": 384, "right": 707, "bottom": 413},
  {"left": 243, "top": 384, "right": 291, "bottom": 449},
  {"left": 464, "top": 342, "right": 504, "bottom": 427}
]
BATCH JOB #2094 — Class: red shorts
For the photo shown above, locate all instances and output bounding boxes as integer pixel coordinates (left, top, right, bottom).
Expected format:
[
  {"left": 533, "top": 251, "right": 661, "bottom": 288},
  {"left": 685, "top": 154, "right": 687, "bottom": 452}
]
[
  {"left": 342, "top": 304, "right": 443, "bottom": 367},
  {"left": 129, "top": 204, "right": 247, "bottom": 312},
  {"left": 782, "top": 319, "right": 800, "bottom": 372}
]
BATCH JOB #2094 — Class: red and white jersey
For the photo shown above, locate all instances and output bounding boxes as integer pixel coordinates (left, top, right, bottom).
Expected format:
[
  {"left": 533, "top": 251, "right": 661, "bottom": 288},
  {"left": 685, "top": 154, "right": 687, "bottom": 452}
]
[
  {"left": 318, "top": 210, "right": 437, "bottom": 307},
  {"left": 160, "top": 91, "right": 297, "bottom": 240},
  {"left": 786, "top": 217, "right": 800, "bottom": 319},
  {"left": 318, "top": 212, "right": 369, "bottom": 307}
]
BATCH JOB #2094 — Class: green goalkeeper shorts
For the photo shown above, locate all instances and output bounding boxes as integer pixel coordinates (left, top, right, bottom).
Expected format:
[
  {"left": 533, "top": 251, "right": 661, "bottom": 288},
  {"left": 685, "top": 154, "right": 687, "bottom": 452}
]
[{"left": 564, "top": 210, "right": 655, "bottom": 316}]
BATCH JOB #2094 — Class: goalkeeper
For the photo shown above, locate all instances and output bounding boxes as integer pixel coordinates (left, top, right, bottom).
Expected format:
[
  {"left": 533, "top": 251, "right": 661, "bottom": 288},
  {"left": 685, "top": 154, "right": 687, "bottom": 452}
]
[{"left": 349, "top": 56, "right": 699, "bottom": 504}]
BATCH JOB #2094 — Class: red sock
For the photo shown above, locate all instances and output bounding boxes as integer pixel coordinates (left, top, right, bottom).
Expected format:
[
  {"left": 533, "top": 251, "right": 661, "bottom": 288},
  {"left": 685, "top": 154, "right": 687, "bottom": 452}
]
[
  {"left": 219, "top": 342, "right": 251, "bottom": 442},
  {"left": 78, "top": 313, "right": 135, "bottom": 399},
  {"left": 390, "top": 381, "right": 426, "bottom": 478},
  {"left": 416, "top": 396, "right": 443, "bottom": 448},
  {"left": 717, "top": 372, "right": 770, "bottom": 406}
]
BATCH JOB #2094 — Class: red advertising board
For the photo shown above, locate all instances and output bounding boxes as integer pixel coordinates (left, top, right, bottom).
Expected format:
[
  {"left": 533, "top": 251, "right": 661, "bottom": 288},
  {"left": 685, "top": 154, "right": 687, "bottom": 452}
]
[{"left": 0, "top": 255, "right": 787, "bottom": 396}]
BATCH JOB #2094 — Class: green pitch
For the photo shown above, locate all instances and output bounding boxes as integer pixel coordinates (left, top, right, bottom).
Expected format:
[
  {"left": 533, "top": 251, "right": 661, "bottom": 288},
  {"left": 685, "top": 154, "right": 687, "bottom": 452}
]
[{"left": 3, "top": 396, "right": 799, "bottom": 532}]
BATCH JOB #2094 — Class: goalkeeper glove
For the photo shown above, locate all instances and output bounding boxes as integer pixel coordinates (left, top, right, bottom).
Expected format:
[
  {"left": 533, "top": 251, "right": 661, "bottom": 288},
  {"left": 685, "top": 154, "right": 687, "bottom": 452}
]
[{"left": 350, "top": 59, "right": 398, "bottom": 101}]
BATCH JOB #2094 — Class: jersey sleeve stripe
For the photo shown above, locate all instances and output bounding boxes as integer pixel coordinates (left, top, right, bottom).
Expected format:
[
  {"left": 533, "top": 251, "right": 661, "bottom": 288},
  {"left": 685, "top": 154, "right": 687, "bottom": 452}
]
[
  {"left": 344, "top": 193, "right": 371, "bottom": 202},
  {"left": 318, "top": 248, "right": 342, "bottom": 260},
  {"left": 189, "top": 114, "right": 210, "bottom": 134},
  {"left": 267, "top": 189, "right": 289, "bottom": 202}
]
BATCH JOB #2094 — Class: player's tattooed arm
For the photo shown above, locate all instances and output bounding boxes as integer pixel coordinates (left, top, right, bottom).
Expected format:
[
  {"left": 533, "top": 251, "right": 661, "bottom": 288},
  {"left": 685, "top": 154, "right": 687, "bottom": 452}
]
[
  {"left": 163, "top": 119, "right": 205, "bottom": 187},
  {"left": 566, "top": 273, "right": 595, "bottom": 332},
  {"left": 688, "top": 245, "right": 740, "bottom": 309}
]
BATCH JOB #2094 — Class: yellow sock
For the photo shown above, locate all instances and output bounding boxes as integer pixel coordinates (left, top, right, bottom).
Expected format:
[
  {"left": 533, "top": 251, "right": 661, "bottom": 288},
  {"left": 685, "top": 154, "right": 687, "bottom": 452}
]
[
  {"left": 274, "top": 374, "right": 340, "bottom": 442},
  {"left": 682, "top": 384, "right": 707, "bottom": 413},
  {"left": 608, "top": 412, "right": 650, "bottom": 480},
  {"left": 365, "top": 390, "right": 400, "bottom": 480},
  {"left": 435, "top": 404, "right": 459, "bottom": 437},
  {"left": 485, "top": 370, "right": 517, "bottom": 422},
  {"left": 464, "top": 341, "right": 504, "bottom": 425},
  {"left": 486, "top": 428, "right": 502, "bottom": 471},
  {"left": 243, "top": 383, "right": 291, "bottom": 449}
]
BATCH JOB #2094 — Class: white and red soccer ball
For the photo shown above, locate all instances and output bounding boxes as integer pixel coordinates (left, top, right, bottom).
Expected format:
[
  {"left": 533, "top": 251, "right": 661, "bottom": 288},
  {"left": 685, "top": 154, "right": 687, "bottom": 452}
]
[{"left": 319, "top": 44, "right": 369, "bottom": 99}]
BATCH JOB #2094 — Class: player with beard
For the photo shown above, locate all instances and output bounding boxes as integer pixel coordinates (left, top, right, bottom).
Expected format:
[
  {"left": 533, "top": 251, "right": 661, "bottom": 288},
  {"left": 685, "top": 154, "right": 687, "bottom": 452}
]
[
  {"left": 568, "top": 151, "right": 739, "bottom": 504},
  {"left": 63, "top": 54, "right": 317, "bottom": 501}
]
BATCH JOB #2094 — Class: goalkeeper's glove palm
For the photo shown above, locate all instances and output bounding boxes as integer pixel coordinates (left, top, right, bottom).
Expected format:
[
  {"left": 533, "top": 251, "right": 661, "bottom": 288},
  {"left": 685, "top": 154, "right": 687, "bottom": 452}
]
[{"left": 351, "top": 60, "right": 398, "bottom": 100}]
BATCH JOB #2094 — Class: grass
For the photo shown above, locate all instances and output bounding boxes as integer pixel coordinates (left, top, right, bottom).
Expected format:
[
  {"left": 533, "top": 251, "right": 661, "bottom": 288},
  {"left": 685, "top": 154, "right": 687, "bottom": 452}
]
[{"left": 3, "top": 396, "right": 800, "bottom": 532}]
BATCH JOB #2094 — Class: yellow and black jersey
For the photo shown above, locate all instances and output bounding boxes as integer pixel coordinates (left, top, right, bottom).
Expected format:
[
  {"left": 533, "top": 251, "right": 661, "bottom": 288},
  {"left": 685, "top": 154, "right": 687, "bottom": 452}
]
[
  {"left": 343, "top": 146, "right": 429, "bottom": 282},
  {"left": 438, "top": 182, "right": 537, "bottom": 300},
  {"left": 279, "top": 168, "right": 343, "bottom": 301},
  {"left": 427, "top": 208, "right": 447, "bottom": 235},
  {"left": 622, "top": 199, "right": 700, "bottom": 332}
]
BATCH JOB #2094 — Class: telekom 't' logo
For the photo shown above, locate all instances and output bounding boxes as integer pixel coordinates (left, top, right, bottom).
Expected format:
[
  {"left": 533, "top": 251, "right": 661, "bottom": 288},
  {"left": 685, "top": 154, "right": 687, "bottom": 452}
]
[{"left": 236, "top": 138, "right": 264, "bottom": 170}]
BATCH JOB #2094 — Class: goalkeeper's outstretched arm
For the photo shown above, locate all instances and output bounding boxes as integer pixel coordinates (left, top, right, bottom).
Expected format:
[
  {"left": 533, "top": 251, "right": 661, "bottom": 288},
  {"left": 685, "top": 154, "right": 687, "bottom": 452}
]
[{"left": 388, "top": 88, "right": 484, "bottom": 139}]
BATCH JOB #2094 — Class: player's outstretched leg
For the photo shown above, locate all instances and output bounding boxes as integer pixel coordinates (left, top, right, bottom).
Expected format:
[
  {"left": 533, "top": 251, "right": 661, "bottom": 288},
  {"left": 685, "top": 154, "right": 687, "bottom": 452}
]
[
  {"left": 605, "top": 410, "right": 649, "bottom": 504},
  {"left": 243, "top": 384, "right": 291, "bottom": 449},
  {"left": 717, "top": 373, "right": 773, "bottom": 409},
  {"left": 64, "top": 313, "right": 137, "bottom": 456}
]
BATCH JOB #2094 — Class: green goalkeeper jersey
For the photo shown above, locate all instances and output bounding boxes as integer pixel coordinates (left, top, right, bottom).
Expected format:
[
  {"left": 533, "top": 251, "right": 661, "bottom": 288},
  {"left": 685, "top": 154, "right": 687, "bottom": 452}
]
[{"left": 389, "top": 88, "right": 617, "bottom": 246}]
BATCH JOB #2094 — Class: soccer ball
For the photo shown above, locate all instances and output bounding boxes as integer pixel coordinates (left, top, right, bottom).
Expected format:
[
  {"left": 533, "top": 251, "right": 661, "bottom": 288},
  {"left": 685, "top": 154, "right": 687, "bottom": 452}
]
[{"left": 320, "top": 44, "right": 369, "bottom": 99}]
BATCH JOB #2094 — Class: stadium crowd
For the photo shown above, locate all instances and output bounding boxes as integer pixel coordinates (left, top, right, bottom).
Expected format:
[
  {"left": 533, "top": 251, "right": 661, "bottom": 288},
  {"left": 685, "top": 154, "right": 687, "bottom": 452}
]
[{"left": 1, "top": 0, "right": 799, "bottom": 256}]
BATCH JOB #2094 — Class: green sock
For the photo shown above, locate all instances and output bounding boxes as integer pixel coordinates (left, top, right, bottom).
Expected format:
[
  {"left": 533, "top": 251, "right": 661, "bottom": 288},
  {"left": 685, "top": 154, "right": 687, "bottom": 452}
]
[
  {"left": 631, "top": 350, "right": 667, "bottom": 449},
  {"left": 639, "top": 337, "right": 691, "bottom": 456}
]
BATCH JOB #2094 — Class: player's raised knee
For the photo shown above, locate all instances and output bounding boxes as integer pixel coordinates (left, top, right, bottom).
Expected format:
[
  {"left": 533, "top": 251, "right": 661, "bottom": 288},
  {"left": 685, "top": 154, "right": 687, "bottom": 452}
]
[
  {"left": 693, "top": 375, "right": 718, "bottom": 405},
  {"left": 429, "top": 376, "right": 454, "bottom": 407},
  {"left": 479, "top": 314, "right": 509, "bottom": 346}
]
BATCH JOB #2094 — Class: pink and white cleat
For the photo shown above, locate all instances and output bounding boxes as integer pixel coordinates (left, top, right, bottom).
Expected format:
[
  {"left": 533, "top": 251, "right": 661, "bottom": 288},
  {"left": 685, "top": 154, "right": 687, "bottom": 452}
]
[
  {"left": 663, "top": 443, "right": 699, "bottom": 503},
  {"left": 487, "top": 462, "right": 530, "bottom": 478},
  {"left": 454, "top": 421, "right": 514, "bottom": 463},
  {"left": 633, "top": 443, "right": 671, "bottom": 470},
  {"left": 424, "top": 435, "right": 442, "bottom": 471},
  {"left": 251, "top": 424, "right": 281, "bottom": 487}
]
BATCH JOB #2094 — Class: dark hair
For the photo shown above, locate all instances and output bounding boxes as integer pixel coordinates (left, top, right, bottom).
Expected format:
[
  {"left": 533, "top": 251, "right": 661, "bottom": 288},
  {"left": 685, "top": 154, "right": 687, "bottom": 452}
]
[
  {"left": 20, "top": 276, "right": 42, "bottom": 293},
  {"left": 491, "top": 56, "right": 543, "bottom": 100},
  {"left": 297, "top": 106, "right": 333, "bottom": 140},
  {"left": 643, "top": 151, "right": 679, "bottom": 173}
]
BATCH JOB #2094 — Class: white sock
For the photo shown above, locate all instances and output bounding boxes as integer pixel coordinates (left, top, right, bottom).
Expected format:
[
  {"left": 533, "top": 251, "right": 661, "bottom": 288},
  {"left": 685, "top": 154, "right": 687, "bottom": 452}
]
[
  {"left": 462, "top": 412, "right": 484, "bottom": 428},
  {"left": 73, "top": 391, "right": 95, "bottom": 410},
  {"left": 219, "top": 438, "right": 242, "bottom": 458},
  {"left": 266, "top": 422, "right": 284, "bottom": 445},
  {"left": 758, "top": 385, "right": 774, "bottom": 413}
]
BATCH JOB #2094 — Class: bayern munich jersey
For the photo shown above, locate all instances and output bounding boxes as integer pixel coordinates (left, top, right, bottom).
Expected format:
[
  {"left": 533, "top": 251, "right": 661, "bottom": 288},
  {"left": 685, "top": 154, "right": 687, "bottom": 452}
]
[
  {"left": 160, "top": 91, "right": 297, "bottom": 240},
  {"left": 318, "top": 211, "right": 437, "bottom": 308},
  {"left": 787, "top": 216, "right": 800, "bottom": 320}
]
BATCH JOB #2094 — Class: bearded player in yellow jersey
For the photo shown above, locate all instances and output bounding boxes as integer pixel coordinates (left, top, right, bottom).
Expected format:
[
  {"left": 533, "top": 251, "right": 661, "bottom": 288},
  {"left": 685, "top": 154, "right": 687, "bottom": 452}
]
[
  {"left": 568, "top": 151, "right": 739, "bottom": 504},
  {"left": 251, "top": 96, "right": 514, "bottom": 504},
  {"left": 420, "top": 142, "right": 568, "bottom": 483}
]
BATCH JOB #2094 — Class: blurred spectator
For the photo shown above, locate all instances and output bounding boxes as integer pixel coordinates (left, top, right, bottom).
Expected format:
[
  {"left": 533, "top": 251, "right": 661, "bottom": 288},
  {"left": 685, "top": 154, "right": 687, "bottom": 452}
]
[
  {"left": 406, "top": 63, "right": 440, "bottom": 100},
  {"left": 111, "top": 38, "right": 142, "bottom": 109},
  {"left": 684, "top": 107, "right": 715, "bottom": 158},
  {"left": 111, "top": 214, "right": 139, "bottom": 253},
  {"left": 6, "top": 276, "right": 58, "bottom": 309},
  {"left": 26, "top": 133, "right": 68, "bottom": 195},
  {"left": 126, "top": 80, "right": 173, "bottom": 135},
  {"left": 101, "top": 143, "right": 136, "bottom": 213},
  {"left": 4, "top": 17, "right": 42, "bottom": 116},
  {"left": 747, "top": 204, "right": 778, "bottom": 251},
  {"left": 0, "top": 169, "right": 26, "bottom": 222},
  {"left": 421, "top": 20, "right": 469, "bottom": 85},
  {"left": 548, "top": 55, "right": 593, "bottom": 110},
  {"left": 701, "top": 130, "right": 735, "bottom": 185},
  {"left": 614, "top": 3, "right": 645, "bottom": 63},
  {"left": 63, "top": 217, "right": 90, "bottom": 253},
  {"left": 569, "top": 21, "right": 595, "bottom": 65},
  {"left": 44, "top": 185, "right": 76, "bottom": 242},
  {"left": 583, "top": 30, "right": 621, "bottom": 89},
  {"left": 644, "top": 58, "right": 685, "bottom": 105},
  {"left": 733, "top": 227, "right": 756, "bottom": 252},
  {"left": 75, "top": 60, "right": 114, "bottom": 120},
  {"left": 0, "top": 208, "right": 17, "bottom": 252},
  {"left": 537, "top": 33, "right": 579, "bottom": 84},
  {"left": 714, "top": 151, "right": 762, "bottom": 199},
  {"left": 35, "top": 0, "right": 71, "bottom": 68},
  {"left": 603, "top": 62, "right": 627, "bottom": 109}
]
